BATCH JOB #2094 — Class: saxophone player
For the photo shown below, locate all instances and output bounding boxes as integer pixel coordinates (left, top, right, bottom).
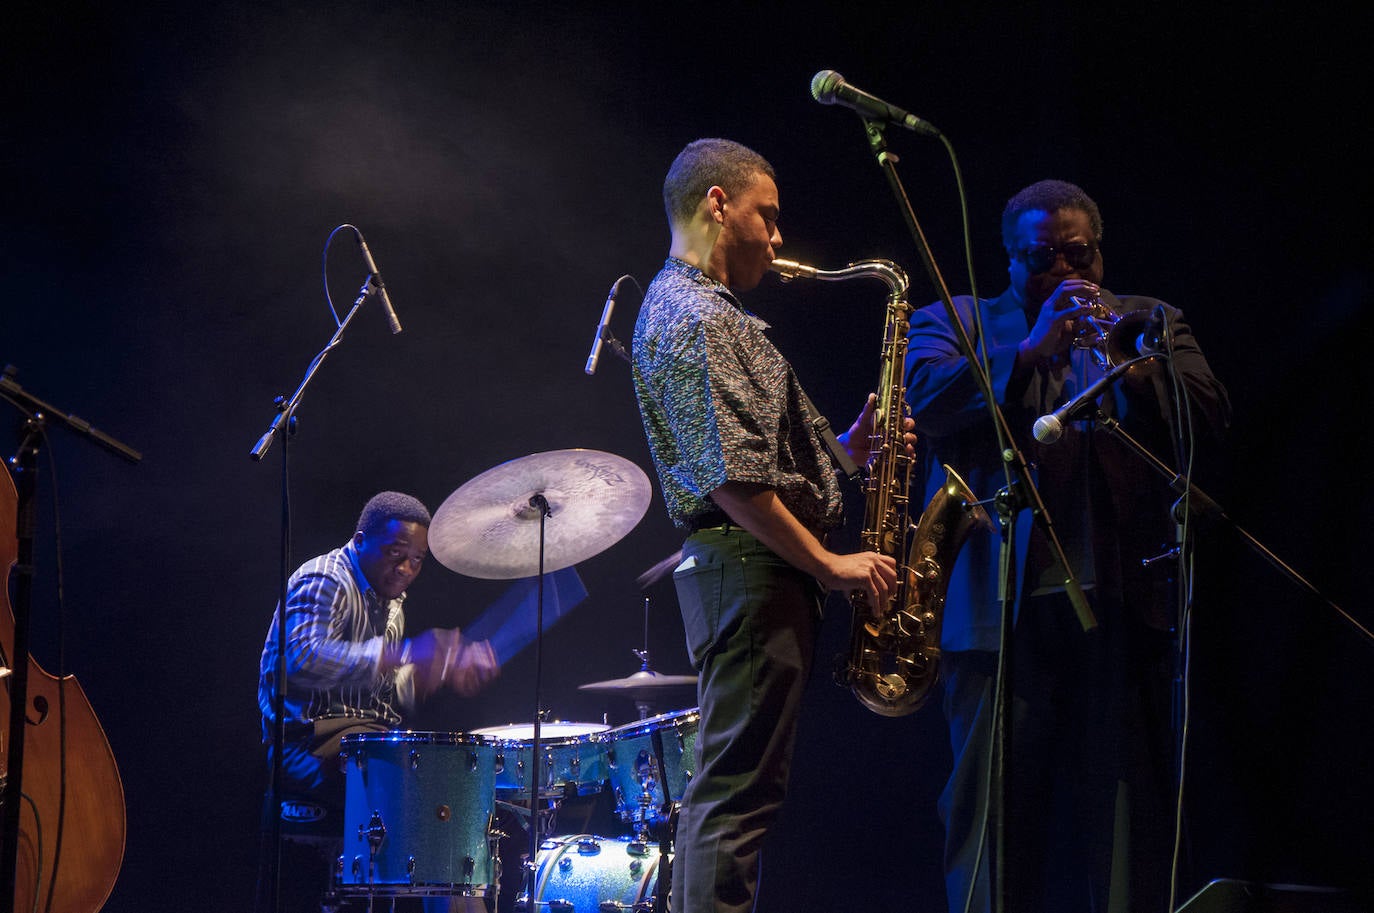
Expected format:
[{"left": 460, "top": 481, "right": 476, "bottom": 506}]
[
  {"left": 904, "top": 179, "right": 1231, "bottom": 913},
  {"left": 631, "top": 138, "right": 912, "bottom": 913}
]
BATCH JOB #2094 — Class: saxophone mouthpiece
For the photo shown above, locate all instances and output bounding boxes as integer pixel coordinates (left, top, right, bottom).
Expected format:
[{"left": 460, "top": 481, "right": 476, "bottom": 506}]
[{"left": 769, "top": 258, "right": 816, "bottom": 281}]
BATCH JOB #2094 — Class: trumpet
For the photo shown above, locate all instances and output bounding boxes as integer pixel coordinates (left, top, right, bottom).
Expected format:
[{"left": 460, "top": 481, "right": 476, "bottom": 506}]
[{"left": 1068, "top": 295, "right": 1163, "bottom": 369}]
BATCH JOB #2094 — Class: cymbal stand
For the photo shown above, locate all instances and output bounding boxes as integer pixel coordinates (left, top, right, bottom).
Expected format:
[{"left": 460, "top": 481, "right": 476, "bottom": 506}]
[
  {"left": 523, "top": 493, "right": 552, "bottom": 907},
  {"left": 633, "top": 596, "right": 654, "bottom": 720}
]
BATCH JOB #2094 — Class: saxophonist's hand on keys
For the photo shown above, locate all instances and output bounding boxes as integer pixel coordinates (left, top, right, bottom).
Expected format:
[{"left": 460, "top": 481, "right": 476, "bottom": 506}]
[
  {"left": 838, "top": 393, "right": 918, "bottom": 468},
  {"left": 823, "top": 550, "right": 898, "bottom": 611}
]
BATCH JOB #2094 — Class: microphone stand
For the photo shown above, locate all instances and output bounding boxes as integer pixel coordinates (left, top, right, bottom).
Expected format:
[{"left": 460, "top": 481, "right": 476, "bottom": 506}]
[
  {"left": 247, "top": 276, "right": 381, "bottom": 913},
  {"left": 854, "top": 117, "right": 1094, "bottom": 913},
  {"left": 0, "top": 366, "right": 141, "bottom": 910},
  {"left": 1089, "top": 409, "right": 1371, "bottom": 646}
]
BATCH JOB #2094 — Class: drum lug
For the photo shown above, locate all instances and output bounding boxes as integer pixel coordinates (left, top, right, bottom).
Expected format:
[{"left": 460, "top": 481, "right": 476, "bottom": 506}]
[
  {"left": 407, "top": 856, "right": 417, "bottom": 885},
  {"left": 334, "top": 855, "right": 344, "bottom": 886},
  {"left": 495, "top": 751, "right": 507, "bottom": 777},
  {"left": 409, "top": 749, "right": 421, "bottom": 771},
  {"left": 550, "top": 901, "right": 574, "bottom": 912},
  {"left": 351, "top": 855, "right": 364, "bottom": 880},
  {"left": 361, "top": 809, "right": 387, "bottom": 854},
  {"left": 464, "top": 855, "right": 476, "bottom": 878},
  {"left": 575, "top": 836, "right": 601, "bottom": 855},
  {"left": 467, "top": 749, "right": 479, "bottom": 771}
]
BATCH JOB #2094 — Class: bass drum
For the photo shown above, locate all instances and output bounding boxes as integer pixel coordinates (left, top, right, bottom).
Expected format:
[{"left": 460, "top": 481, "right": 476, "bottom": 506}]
[{"left": 524, "top": 834, "right": 668, "bottom": 913}]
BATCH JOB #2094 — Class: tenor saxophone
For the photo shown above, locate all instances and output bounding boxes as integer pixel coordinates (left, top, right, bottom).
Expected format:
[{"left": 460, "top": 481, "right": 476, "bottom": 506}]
[{"left": 771, "top": 257, "right": 991, "bottom": 717}]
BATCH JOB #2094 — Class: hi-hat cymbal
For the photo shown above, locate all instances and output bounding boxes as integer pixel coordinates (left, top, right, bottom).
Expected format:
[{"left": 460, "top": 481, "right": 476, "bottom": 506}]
[
  {"left": 578, "top": 669, "right": 699, "bottom": 700},
  {"left": 430, "top": 449, "right": 652, "bottom": 580}
]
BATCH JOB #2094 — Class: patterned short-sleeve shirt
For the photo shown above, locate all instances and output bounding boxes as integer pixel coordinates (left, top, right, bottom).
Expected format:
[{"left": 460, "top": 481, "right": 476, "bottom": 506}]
[{"left": 632, "top": 258, "right": 844, "bottom": 531}]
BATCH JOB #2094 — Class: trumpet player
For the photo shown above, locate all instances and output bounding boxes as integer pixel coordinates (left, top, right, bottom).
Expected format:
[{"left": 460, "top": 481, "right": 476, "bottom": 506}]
[{"left": 904, "top": 179, "right": 1231, "bottom": 913}]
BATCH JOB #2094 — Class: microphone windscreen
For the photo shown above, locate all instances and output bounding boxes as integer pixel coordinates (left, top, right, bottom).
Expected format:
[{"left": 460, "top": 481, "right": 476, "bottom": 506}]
[
  {"left": 811, "top": 70, "right": 842, "bottom": 103},
  {"left": 1032, "top": 414, "right": 1064, "bottom": 444}
]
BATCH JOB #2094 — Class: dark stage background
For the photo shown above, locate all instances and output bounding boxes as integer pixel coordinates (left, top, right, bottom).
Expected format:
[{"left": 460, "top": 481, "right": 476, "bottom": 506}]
[{"left": 5, "top": 3, "right": 1371, "bottom": 911}]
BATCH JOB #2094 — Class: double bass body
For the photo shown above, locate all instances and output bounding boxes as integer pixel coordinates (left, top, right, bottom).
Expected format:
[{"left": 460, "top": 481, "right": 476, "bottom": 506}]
[{"left": 2, "top": 467, "right": 126, "bottom": 913}]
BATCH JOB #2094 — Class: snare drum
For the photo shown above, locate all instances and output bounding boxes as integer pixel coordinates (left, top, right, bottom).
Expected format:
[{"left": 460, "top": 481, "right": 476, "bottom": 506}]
[
  {"left": 338, "top": 731, "right": 499, "bottom": 899},
  {"left": 522, "top": 834, "right": 667, "bottom": 913},
  {"left": 601, "top": 708, "right": 699, "bottom": 827},
  {"left": 471, "top": 721, "right": 609, "bottom": 796}
]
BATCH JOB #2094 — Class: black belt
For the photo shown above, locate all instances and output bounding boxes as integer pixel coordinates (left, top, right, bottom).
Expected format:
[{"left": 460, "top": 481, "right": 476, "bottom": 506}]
[{"left": 684, "top": 509, "right": 732, "bottom": 533}]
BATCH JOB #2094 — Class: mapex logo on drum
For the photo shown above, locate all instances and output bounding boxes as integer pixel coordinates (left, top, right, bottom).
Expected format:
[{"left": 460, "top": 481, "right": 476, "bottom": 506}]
[{"left": 281, "top": 801, "right": 328, "bottom": 823}]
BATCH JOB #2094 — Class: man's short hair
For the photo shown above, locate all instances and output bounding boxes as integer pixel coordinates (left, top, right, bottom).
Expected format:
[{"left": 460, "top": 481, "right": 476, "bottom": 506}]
[
  {"left": 1001, "top": 179, "right": 1104, "bottom": 251},
  {"left": 357, "top": 491, "right": 431, "bottom": 537},
  {"left": 663, "top": 138, "right": 776, "bottom": 228}
]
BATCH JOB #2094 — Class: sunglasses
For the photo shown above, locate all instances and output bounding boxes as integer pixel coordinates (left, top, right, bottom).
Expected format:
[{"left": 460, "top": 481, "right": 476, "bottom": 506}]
[{"left": 1017, "top": 241, "right": 1099, "bottom": 274}]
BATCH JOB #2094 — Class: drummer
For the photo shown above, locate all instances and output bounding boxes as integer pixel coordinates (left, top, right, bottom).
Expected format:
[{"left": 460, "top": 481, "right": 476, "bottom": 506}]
[{"left": 254, "top": 490, "right": 501, "bottom": 913}]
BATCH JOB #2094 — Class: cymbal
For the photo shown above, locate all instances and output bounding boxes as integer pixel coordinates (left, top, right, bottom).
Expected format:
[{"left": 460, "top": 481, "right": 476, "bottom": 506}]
[
  {"left": 578, "top": 669, "right": 699, "bottom": 700},
  {"left": 430, "top": 449, "right": 652, "bottom": 579}
]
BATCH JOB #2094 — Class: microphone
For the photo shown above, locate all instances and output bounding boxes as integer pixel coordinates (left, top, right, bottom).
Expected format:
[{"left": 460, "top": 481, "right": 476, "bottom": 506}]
[
  {"left": 811, "top": 70, "right": 941, "bottom": 137},
  {"left": 354, "top": 230, "right": 402, "bottom": 334},
  {"left": 585, "top": 277, "right": 624, "bottom": 375},
  {"left": 1032, "top": 354, "right": 1162, "bottom": 444}
]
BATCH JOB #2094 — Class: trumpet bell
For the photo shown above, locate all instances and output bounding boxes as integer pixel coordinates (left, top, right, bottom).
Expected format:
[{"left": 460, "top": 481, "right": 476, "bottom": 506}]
[{"left": 1105, "top": 308, "right": 1163, "bottom": 367}]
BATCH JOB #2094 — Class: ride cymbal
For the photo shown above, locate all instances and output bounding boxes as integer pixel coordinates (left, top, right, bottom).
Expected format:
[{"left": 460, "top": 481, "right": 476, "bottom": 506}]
[{"left": 430, "top": 449, "right": 651, "bottom": 579}]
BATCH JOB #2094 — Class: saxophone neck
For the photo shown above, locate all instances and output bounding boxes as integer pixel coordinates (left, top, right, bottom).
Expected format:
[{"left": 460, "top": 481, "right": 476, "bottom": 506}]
[{"left": 770, "top": 258, "right": 909, "bottom": 297}]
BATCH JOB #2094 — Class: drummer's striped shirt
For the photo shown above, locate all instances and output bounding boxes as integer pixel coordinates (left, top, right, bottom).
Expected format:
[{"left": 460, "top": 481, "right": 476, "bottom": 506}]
[{"left": 257, "top": 539, "right": 414, "bottom": 742}]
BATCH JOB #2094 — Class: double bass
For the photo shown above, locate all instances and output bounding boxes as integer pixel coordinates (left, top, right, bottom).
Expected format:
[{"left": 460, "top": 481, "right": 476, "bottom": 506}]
[{"left": 2, "top": 465, "right": 126, "bottom": 912}]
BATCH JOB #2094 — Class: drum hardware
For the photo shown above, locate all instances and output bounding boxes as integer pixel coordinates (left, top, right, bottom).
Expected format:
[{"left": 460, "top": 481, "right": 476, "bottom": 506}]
[{"left": 361, "top": 809, "right": 387, "bottom": 887}]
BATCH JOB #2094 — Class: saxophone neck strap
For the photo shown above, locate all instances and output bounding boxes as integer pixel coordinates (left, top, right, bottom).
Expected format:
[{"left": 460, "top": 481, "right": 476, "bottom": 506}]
[{"left": 801, "top": 390, "right": 862, "bottom": 480}]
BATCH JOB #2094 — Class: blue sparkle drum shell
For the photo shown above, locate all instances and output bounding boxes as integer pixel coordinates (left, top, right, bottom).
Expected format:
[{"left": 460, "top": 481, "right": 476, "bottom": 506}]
[
  {"left": 525, "top": 834, "right": 667, "bottom": 913},
  {"left": 600, "top": 707, "right": 699, "bottom": 828},
  {"left": 338, "top": 731, "right": 500, "bottom": 897},
  {"left": 470, "top": 721, "right": 609, "bottom": 797}
]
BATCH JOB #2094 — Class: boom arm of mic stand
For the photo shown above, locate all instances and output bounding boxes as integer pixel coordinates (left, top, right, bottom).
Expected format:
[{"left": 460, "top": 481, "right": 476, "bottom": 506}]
[
  {"left": 249, "top": 279, "right": 371, "bottom": 461},
  {"left": 857, "top": 116, "right": 1095, "bottom": 633},
  {"left": 1091, "top": 410, "right": 1373, "bottom": 646}
]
